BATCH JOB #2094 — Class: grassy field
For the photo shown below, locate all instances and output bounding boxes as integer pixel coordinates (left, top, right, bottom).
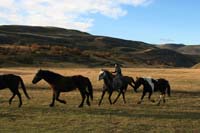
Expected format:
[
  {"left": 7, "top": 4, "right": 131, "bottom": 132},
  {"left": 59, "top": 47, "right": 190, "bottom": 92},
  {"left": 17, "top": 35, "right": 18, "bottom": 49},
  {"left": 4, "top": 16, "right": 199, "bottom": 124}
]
[{"left": 0, "top": 67, "right": 199, "bottom": 132}]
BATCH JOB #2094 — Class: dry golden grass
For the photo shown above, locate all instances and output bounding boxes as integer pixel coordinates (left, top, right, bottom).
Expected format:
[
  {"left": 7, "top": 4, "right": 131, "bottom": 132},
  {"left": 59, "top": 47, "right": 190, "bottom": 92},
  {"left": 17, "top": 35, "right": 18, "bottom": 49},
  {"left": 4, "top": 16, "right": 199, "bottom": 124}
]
[
  {"left": 0, "top": 67, "right": 199, "bottom": 132},
  {"left": 1, "top": 67, "right": 200, "bottom": 91}
]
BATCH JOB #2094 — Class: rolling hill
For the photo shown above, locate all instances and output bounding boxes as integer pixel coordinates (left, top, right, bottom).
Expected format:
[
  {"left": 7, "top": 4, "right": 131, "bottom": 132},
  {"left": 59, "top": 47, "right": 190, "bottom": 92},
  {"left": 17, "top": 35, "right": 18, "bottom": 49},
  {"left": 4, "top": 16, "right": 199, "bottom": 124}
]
[
  {"left": 0, "top": 25, "right": 199, "bottom": 67},
  {"left": 158, "top": 43, "right": 200, "bottom": 55}
]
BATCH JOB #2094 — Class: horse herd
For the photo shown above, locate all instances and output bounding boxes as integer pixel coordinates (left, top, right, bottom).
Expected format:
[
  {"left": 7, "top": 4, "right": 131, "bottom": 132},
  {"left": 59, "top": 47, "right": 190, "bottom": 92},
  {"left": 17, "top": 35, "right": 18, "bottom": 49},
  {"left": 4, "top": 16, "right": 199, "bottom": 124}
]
[{"left": 0, "top": 69, "right": 171, "bottom": 108}]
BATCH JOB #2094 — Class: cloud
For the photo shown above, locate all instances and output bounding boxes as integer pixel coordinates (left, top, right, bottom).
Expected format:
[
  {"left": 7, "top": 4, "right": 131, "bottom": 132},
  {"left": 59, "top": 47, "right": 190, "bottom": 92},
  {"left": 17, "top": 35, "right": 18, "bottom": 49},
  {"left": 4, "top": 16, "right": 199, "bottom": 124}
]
[
  {"left": 160, "top": 38, "right": 175, "bottom": 44},
  {"left": 0, "top": 0, "right": 153, "bottom": 31}
]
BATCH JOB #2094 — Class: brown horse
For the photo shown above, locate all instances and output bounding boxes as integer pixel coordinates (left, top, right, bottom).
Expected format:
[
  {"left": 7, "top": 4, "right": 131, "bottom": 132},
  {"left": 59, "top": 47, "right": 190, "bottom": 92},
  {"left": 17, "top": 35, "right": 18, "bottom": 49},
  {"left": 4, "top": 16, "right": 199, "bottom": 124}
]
[
  {"left": 32, "top": 69, "right": 93, "bottom": 107},
  {"left": 0, "top": 74, "right": 30, "bottom": 107}
]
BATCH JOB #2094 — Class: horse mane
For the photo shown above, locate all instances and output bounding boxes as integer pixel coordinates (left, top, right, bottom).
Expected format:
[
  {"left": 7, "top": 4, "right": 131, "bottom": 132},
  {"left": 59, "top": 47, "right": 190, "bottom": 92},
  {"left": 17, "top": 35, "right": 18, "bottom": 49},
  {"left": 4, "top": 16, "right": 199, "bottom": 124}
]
[
  {"left": 40, "top": 70, "right": 63, "bottom": 78},
  {"left": 102, "top": 69, "right": 114, "bottom": 80}
]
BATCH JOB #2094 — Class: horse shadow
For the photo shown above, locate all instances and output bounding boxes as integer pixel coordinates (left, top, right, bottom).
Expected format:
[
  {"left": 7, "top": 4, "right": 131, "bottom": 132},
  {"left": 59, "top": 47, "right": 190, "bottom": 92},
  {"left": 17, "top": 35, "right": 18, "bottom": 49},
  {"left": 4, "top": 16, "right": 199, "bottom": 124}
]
[{"left": 83, "top": 108, "right": 200, "bottom": 120}]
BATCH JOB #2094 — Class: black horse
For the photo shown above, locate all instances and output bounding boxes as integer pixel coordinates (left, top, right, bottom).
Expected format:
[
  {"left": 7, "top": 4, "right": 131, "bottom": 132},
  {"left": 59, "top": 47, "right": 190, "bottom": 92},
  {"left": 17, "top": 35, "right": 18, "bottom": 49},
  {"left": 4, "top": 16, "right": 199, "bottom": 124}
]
[
  {"left": 32, "top": 69, "right": 93, "bottom": 107},
  {"left": 134, "top": 77, "right": 171, "bottom": 105},
  {"left": 98, "top": 69, "right": 135, "bottom": 105},
  {"left": 0, "top": 74, "right": 30, "bottom": 107}
]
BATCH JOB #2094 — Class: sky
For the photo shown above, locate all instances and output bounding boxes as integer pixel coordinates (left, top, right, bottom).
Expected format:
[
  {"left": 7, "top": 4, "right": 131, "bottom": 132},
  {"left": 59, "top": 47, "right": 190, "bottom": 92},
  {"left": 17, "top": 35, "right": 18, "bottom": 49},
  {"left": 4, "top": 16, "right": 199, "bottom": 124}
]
[{"left": 0, "top": 0, "right": 200, "bottom": 45}]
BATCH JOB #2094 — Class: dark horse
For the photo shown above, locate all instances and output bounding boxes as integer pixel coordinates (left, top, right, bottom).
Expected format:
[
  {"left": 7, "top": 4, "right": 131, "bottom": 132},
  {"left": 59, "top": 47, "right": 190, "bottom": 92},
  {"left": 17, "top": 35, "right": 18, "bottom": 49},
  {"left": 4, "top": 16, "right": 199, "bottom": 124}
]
[
  {"left": 134, "top": 77, "right": 171, "bottom": 105},
  {"left": 0, "top": 74, "right": 30, "bottom": 107},
  {"left": 98, "top": 69, "right": 135, "bottom": 105},
  {"left": 32, "top": 69, "right": 93, "bottom": 107}
]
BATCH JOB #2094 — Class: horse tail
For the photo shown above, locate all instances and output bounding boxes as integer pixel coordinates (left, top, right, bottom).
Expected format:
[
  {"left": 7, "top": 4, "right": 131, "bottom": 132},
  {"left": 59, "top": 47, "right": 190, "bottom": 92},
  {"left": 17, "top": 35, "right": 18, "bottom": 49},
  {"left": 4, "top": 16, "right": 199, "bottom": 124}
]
[
  {"left": 86, "top": 78, "right": 93, "bottom": 101},
  {"left": 130, "top": 77, "right": 135, "bottom": 87},
  {"left": 131, "top": 77, "right": 135, "bottom": 83},
  {"left": 129, "top": 77, "right": 136, "bottom": 92},
  {"left": 19, "top": 77, "right": 31, "bottom": 99},
  {"left": 166, "top": 81, "right": 171, "bottom": 97}
]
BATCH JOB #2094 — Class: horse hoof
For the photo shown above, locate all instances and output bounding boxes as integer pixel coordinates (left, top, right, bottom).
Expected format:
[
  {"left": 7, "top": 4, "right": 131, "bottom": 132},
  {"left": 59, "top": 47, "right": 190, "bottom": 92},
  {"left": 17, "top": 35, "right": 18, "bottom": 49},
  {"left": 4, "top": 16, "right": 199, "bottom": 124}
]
[
  {"left": 78, "top": 105, "right": 83, "bottom": 108},
  {"left": 137, "top": 101, "right": 141, "bottom": 104},
  {"left": 63, "top": 101, "right": 66, "bottom": 104},
  {"left": 49, "top": 104, "right": 54, "bottom": 107},
  {"left": 18, "top": 105, "right": 22, "bottom": 108},
  {"left": 151, "top": 100, "right": 155, "bottom": 103},
  {"left": 87, "top": 102, "right": 91, "bottom": 106}
]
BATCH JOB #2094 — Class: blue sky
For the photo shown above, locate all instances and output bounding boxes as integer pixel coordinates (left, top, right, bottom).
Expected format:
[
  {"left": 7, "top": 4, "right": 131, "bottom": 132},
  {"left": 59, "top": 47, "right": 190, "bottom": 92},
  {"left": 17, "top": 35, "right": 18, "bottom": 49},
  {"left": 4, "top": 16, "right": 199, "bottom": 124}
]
[
  {"left": 90, "top": 1, "right": 200, "bottom": 44},
  {"left": 0, "top": 0, "right": 200, "bottom": 44}
]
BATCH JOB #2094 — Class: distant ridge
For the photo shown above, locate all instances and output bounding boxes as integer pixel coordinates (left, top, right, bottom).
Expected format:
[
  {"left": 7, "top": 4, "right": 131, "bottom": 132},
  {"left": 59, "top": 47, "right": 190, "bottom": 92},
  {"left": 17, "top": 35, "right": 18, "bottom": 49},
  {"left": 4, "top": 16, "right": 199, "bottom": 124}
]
[
  {"left": 158, "top": 43, "right": 200, "bottom": 55},
  {"left": 0, "top": 25, "right": 199, "bottom": 67},
  {"left": 158, "top": 43, "right": 185, "bottom": 50}
]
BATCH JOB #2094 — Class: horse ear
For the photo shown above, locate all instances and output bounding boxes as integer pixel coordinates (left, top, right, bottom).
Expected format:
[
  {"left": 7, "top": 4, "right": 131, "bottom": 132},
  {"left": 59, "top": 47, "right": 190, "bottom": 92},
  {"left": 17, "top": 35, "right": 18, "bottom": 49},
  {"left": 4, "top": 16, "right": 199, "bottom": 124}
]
[{"left": 101, "top": 68, "right": 105, "bottom": 71}]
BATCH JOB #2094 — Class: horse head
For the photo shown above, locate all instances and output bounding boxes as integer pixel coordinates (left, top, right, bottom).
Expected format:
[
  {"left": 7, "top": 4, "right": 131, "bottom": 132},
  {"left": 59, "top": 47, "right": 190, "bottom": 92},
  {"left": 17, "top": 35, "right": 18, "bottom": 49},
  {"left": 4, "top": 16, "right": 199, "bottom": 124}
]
[
  {"left": 98, "top": 69, "right": 113, "bottom": 81},
  {"left": 32, "top": 69, "right": 43, "bottom": 84},
  {"left": 134, "top": 77, "right": 144, "bottom": 92},
  {"left": 98, "top": 69, "right": 106, "bottom": 81}
]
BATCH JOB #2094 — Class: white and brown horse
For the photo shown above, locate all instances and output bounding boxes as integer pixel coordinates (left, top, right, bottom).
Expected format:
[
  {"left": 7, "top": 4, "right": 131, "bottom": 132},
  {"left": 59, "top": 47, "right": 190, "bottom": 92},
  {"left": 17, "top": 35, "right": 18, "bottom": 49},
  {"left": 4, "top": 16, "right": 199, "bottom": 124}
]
[{"left": 134, "top": 77, "right": 171, "bottom": 105}]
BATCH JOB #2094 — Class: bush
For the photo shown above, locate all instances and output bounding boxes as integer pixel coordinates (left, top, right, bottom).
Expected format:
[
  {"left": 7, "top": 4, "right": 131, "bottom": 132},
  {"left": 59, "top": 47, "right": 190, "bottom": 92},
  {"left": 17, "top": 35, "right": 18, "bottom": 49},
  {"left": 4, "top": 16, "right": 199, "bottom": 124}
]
[{"left": 10, "top": 55, "right": 34, "bottom": 64}]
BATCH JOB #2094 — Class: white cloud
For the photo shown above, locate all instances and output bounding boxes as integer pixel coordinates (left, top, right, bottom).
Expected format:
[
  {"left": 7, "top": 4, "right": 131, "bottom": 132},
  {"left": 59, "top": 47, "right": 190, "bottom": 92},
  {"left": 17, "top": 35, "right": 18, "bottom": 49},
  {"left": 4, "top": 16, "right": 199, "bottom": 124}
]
[{"left": 0, "top": 0, "right": 153, "bottom": 31}]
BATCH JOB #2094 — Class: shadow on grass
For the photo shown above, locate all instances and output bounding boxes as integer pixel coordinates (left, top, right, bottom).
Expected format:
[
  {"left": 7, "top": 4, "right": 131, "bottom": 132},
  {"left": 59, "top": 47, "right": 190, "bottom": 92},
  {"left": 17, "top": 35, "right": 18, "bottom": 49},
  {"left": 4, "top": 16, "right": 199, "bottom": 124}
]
[
  {"left": 19, "top": 103, "right": 200, "bottom": 121},
  {"left": 0, "top": 112, "right": 20, "bottom": 121},
  {"left": 1, "top": 89, "right": 199, "bottom": 122},
  {"left": 84, "top": 108, "right": 200, "bottom": 120},
  {"left": 93, "top": 89, "right": 200, "bottom": 95},
  {"left": 172, "top": 90, "right": 200, "bottom": 96}
]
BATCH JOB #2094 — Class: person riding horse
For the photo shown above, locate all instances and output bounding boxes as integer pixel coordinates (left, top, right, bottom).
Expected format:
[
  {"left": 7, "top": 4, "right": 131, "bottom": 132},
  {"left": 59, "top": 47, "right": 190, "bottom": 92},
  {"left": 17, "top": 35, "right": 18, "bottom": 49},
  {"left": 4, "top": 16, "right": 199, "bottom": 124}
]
[
  {"left": 112, "top": 63, "right": 124, "bottom": 91},
  {"left": 112, "top": 63, "right": 122, "bottom": 77}
]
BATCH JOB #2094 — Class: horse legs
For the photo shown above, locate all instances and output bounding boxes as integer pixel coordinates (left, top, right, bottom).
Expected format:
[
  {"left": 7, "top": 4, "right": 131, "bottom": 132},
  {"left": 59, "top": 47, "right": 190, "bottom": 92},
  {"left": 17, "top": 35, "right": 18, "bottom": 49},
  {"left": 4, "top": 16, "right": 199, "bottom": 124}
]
[
  {"left": 49, "top": 91, "right": 56, "bottom": 107},
  {"left": 85, "top": 92, "right": 91, "bottom": 106},
  {"left": 137, "top": 91, "right": 146, "bottom": 104},
  {"left": 98, "top": 91, "right": 106, "bottom": 106},
  {"left": 122, "top": 92, "right": 126, "bottom": 104},
  {"left": 9, "top": 93, "right": 16, "bottom": 105},
  {"left": 16, "top": 92, "right": 22, "bottom": 108},
  {"left": 148, "top": 92, "right": 155, "bottom": 103},
  {"left": 112, "top": 90, "right": 123, "bottom": 104},
  {"left": 163, "top": 94, "right": 166, "bottom": 103},
  {"left": 157, "top": 94, "right": 164, "bottom": 106},
  {"left": 9, "top": 87, "right": 22, "bottom": 107},
  {"left": 79, "top": 90, "right": 86, "bottom": 108},
  {"left": 55, "top": 91, "right": 66, "bottom": 104},
  {"left": 108, "top": 91, "right": 113, "bottom": 105}
]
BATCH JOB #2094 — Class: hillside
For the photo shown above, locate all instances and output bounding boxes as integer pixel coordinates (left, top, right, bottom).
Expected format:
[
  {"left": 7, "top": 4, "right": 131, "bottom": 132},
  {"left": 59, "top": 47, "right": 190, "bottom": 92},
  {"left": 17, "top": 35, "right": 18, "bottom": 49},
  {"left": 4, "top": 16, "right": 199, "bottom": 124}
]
[
  {"left": 158, "top": 44, "right": 200, "bottom": 55},
  {"left": 0, "top": 25, "right": 199, "bottom": 67}
]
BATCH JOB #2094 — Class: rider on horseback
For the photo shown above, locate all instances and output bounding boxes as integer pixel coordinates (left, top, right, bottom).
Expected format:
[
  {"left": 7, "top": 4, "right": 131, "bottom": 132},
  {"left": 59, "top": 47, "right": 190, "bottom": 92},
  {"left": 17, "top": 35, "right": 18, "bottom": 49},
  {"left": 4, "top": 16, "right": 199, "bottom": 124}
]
[
  {"left": 112, "top": 63, "right": 124, "bottom": 90},
  {"left": 113, "top": 63, "right": 122, "bottom": 77}
]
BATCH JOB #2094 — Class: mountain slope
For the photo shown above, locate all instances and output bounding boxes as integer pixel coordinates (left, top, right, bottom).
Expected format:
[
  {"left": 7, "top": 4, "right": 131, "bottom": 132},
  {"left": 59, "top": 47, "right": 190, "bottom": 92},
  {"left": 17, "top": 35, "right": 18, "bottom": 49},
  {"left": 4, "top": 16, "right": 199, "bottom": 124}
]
[
  {"left": 158, "top": 43, "right": 200, "bottom": 55},
  {"left": 0, "top": 25, "right": 198, "bottom": 67}
]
